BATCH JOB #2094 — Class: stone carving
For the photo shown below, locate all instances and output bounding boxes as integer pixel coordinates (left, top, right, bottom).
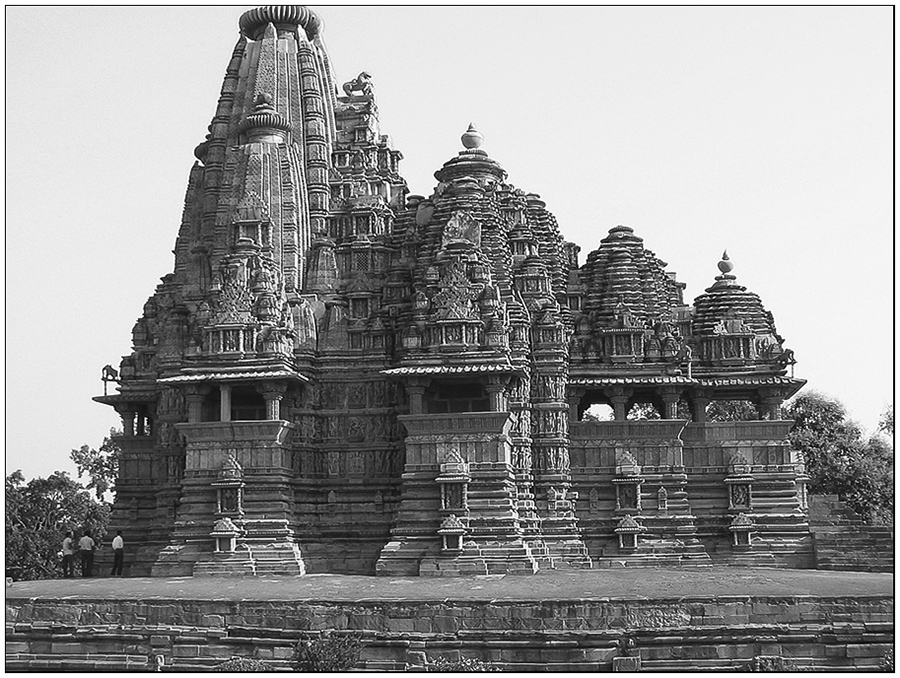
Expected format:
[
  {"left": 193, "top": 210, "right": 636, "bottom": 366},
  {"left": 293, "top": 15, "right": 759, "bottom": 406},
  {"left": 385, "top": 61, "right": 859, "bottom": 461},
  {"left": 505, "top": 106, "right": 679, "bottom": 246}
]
[
  {"left": 442, "top": 210, "right": 481, "bottom": 249},
  {"left": 220, "top": 454, "right": 243, "bottom": 480},
  {"left": 342, "top": 71, "right": 373, "bottom": 97},
  {"left": 430, "top": 261, "right": 477, "bottom": 321},
  {"left": 656, "top": 486, "right": 668, "bottom": 512}
]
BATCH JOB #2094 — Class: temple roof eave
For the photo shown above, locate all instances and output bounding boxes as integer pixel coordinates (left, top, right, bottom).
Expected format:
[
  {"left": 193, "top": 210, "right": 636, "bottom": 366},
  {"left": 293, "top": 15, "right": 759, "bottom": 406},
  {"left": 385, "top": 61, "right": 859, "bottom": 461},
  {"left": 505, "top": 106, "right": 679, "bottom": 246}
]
[{"left": 157, "top": 367, "right": 309, "bottom": 385}]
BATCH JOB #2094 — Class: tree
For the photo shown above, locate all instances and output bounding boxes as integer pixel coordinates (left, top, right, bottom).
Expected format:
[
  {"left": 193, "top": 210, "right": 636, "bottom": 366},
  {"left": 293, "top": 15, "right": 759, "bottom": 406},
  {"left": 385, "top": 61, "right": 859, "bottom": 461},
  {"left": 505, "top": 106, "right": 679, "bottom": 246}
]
[
  {"left": 70, "top": 429, "right": 121, "bottom": 501},
  {"left": 706, "top": 400, "right": 758, "bottom": 422},
  {"left": 6, "top": 471, "right": 110, "bottom": 581},
  {"left": 878, "top": 405, "right": 894, "bottom": 436},
  {"left": 784, "top": 392, "right": 893, "bottom": 524}
]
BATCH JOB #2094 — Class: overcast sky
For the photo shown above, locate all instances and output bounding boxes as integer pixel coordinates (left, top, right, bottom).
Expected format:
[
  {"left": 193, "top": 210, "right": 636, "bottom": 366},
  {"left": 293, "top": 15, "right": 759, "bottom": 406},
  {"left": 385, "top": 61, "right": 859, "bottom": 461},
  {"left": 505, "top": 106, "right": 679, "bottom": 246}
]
[{"left": 6, "top": 5, "right": 893, "bottom": 480}]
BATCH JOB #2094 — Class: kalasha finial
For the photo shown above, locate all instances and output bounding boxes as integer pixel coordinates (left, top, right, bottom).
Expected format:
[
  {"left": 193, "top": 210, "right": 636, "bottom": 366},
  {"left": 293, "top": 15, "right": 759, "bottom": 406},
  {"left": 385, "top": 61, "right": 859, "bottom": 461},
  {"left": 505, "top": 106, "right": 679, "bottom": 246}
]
[
  {"left": 717, "top": 250, "right": 734, "bottom": 274},
  {"left": 461, "top": 123, "right": 484, "bottom": 150}
]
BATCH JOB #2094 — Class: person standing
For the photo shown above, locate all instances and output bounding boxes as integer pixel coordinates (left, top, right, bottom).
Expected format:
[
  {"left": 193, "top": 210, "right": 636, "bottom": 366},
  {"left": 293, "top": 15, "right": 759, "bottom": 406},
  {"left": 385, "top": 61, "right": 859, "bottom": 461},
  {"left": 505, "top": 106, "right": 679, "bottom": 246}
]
[
  {"left": 110, "top": 531, "right": 125, "bottom": 576},
  {"left": 78, "top": 530, "right": 95, "bottom": 577},
  {"left": 61, "top": 531, "right": 75, "bottom": 578}
]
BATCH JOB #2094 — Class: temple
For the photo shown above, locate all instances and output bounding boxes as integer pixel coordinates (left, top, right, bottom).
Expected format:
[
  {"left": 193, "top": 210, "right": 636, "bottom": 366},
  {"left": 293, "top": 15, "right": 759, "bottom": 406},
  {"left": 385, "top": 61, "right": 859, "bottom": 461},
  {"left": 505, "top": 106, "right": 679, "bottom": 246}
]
[{"left": 95, "top": 6, "right": 809, "bottom": 576}]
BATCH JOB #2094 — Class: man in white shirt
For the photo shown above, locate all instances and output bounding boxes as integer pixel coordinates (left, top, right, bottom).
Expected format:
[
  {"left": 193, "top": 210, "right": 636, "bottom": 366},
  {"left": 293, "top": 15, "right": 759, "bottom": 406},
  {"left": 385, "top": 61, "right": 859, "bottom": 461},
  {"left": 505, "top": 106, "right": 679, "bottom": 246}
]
[
  {"left": 61, "top": 531, "right": 75, "bottom": 577},
  {"left": 110, "top": 531, "right": 125, "bottom": 576},
  {"left": 78, "top": 531, "right": 95, "bottom": 577}
]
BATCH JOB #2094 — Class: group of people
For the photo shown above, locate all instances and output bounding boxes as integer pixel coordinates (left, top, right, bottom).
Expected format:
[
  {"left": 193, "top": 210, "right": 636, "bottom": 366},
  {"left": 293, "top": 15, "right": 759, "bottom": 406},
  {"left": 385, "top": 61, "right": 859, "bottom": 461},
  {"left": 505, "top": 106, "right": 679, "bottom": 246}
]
[{"left": 61, "top": 530, "right": 125, "bottom": 578}]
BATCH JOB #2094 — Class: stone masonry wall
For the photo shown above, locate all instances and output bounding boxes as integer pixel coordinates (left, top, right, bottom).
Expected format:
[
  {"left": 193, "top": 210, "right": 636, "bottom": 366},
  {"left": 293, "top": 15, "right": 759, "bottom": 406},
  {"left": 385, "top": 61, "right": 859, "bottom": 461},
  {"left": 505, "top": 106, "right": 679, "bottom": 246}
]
[{"left": 6, "top": 595, "right": 892, "bottom": 671}]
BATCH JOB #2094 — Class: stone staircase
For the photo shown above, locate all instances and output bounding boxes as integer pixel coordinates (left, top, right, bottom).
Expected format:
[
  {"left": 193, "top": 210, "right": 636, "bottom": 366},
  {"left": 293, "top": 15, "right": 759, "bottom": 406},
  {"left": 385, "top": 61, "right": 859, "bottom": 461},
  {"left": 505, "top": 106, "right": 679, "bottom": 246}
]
[
  {"left": 596, "top": 536, "right": 712, "bottom": 568},
  {"left": 809, "top": 495, "right": 893, "bottom": 572},
  {"left": 191, "top": 543, "right": 306, "bottom": 577}
]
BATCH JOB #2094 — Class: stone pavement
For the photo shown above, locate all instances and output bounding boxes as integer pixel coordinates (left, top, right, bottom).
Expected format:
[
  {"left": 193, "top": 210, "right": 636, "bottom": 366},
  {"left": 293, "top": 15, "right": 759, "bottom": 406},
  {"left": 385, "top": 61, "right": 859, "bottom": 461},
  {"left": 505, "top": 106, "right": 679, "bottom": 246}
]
[{"left": 7, "top": 567, "right": 892, "bottom": 603}]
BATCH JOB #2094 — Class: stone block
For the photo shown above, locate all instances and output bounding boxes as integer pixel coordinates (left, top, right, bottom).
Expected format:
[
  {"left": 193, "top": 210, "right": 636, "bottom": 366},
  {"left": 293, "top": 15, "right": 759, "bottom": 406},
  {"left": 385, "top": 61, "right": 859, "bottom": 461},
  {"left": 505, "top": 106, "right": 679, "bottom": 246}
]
[
  {"left": 583, "top": 647, "right": 617, "bottom": 663},
  {"left": 172, "top": 644, "right": 201, "bottom": 657},
  {"left": 202, "top": 615, "right": 225, "bottom": 627},
  {"left": 273, "top": 646, "right": 294, "bottom": 660},
  {"left": 347, "top": 614, "right": 384, "bottom": 631},
  {"left": 385, "top": 618, "right": 417, "bottom": 633},
  {"left": 846, "top": 644, "right": 886, "bottom": 658},
  {"left": 782, "top": 643, "right": 822, "bottom": 658},
  {"left": 6, "top": 642, "right": 30, "bottom": 653},
  {"left": 612, "top": 656, "right": 641, "bottom": 672},
  {"left": 50, "top": 643, "right": 84, "bottom": 653},
  {"left": 432, "top": 616, "right": 459, "bottom": 634}
]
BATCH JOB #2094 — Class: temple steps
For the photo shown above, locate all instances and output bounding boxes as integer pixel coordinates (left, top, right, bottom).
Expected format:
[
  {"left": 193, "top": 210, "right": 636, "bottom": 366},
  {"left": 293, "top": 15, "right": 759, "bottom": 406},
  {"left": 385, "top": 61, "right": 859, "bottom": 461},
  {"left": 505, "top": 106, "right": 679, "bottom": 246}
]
[{"left": 808, "top": 495, "right": 894, "bottom": 573}]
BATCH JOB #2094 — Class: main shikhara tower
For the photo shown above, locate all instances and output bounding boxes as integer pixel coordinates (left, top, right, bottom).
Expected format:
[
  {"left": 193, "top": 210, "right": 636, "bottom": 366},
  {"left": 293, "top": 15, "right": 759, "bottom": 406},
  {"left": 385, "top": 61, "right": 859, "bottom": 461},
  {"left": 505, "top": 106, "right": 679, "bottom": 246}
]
[{"left": 96, "top": 6, "right": 808, "bottom": 576}]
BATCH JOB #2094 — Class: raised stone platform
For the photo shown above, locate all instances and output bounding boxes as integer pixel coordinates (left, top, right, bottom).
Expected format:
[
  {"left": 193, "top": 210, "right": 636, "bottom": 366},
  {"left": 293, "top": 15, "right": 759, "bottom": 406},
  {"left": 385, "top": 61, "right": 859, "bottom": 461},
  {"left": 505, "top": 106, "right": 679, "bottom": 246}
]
[{"left": 6, "top": 568, "right": 893, "bottom": 671}]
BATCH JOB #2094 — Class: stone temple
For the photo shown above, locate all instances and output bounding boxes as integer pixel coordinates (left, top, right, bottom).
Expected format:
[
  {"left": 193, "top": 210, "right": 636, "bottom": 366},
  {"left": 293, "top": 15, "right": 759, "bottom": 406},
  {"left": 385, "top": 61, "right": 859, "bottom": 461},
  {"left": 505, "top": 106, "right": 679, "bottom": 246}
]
[{"left": 96, "top": 6, "right": 808, "bottom": 577}]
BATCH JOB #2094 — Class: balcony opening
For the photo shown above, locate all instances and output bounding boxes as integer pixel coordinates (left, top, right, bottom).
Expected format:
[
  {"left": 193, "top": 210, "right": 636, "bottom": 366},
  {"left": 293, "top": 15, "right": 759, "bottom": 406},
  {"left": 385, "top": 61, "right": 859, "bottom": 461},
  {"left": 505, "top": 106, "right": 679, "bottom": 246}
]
[
  {"left": 425, "top": 380, "right": 489, "bottom": 414},
  {"left": 583, "top": 403, "right": 614, "bottom": 422},
  {"left": 231, "top": 386, "right": 266, "bottom": 421}
]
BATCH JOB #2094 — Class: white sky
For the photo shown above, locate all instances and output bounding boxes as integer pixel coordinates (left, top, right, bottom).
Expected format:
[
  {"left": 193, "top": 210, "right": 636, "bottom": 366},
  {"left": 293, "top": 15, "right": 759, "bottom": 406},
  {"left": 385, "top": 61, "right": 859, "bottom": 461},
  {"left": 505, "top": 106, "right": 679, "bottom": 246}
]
[{"left": 5, "top": 5, "right": 893, "bottom": 480}]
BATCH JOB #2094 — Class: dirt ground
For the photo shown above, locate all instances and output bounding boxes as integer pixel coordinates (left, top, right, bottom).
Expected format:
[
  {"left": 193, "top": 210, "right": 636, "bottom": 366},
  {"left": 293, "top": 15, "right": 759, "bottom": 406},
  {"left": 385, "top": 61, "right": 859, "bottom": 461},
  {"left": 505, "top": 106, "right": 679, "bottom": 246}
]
[{"left": 7, "top": 567, "right": 892, "bottom": 603}]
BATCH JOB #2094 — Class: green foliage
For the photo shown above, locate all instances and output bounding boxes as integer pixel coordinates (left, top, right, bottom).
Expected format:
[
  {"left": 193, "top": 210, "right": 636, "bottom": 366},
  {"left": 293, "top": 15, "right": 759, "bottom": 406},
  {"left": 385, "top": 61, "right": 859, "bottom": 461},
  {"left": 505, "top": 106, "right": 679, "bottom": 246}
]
[
  {"left": 627, "top": 402, "right": 661, "bottom": 420},
  {"left": 70, "top": 429, "right": 121, "bottom": 501},
  {"left": 5, "top": 470, "right": 110, "bottom": 581},
  {"left": 213, "top": 657, "right": 274, "bottom": 671},
  {"left": 878, "top": 405, "right": 894, "bottom": 436},
  {"left": 785, "top": 392, "right": 893, "bottom": 524},
  {"left": 425, "top": 655, "right": 502, "bottom": 672},
  {"left": 707, "top": 399, "right": 759, "bottom": 422},
  {"left": 292, "top": 631, "right": 362, "bottom": 672}
]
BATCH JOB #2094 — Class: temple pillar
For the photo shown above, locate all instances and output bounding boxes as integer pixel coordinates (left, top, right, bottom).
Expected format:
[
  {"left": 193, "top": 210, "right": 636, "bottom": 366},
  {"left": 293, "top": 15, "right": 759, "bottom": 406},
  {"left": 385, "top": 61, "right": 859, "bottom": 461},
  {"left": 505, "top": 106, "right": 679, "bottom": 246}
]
[
  {"left": 758, "top": 387, "right": 785, "bottom": 420},
  {"left": 115, "top": 405, "right": 136, "bottom": 436},
  {"left": 566, "top": 389, "right": 584, "bottom": 423},
  {"left": 485, "top": 375, "right": 510, "bottom": 412},
  {"left": 604, "top": 386, "right": 633, "bottom": 421},
  {"left": 659, "top": 386, "right": 683, "bottom": 420},
  {"left": 259, "top": 381, "right": 287, "bottom": 420},
  {"left": 760, "top": 397, "right": 783, "bottom": 420},
  {"left": 184, "top": 385, "right": 209, "bottom": 423},
  {"left": 612, "top": 397, "right": 628, "bottom": 421},
  {"left": 406, "top": 377, "right": 429, "bottom": 415},
  {"left": 219, "top": 384, "right": 232, "bottom": 422},
  {"left": 691, "top": 397, "right": 710, "bottom": 423}
]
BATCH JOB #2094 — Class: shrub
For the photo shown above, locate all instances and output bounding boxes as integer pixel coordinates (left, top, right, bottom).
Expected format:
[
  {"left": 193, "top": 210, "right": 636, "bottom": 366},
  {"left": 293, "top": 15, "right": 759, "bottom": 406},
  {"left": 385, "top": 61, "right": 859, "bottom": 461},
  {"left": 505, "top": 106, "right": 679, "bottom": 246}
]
[
  {"left": 880, "top": 649, "right": 894, "bottom": 672},
  {"left": 749, "top": 655, "right": 795, "bottom": 672},
  {"left": 425, "top": 655, "right": 501, "bottom": 672},
  {"left": 213, "top": 657, "right": 274, "bottom": 671},
  {"left": 292, "top": 630, "right": 362, "bottom": 672}
]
